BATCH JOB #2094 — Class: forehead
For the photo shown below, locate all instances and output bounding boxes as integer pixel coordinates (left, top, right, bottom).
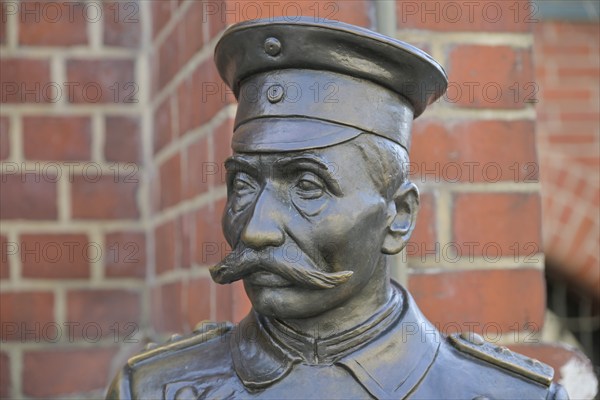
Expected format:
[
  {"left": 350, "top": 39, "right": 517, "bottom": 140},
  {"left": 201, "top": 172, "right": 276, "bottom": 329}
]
[{"left": 232, "top": 142, "right": 363, "bottom": 167}]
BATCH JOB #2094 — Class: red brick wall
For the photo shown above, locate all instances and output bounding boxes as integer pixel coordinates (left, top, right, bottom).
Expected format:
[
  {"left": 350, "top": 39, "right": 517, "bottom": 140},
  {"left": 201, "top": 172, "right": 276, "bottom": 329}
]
[
  {"left": 533, "top": 21, "right": 599, "bottom": 295},
  {"left": 0, "top": 1, "right": 145, "bottom": 397},
  {"left": 395, "top": 0, "right": 544, "bottom": 337},
  {"left": 2, "top": 0, "right": 589, "bottom": 397}
]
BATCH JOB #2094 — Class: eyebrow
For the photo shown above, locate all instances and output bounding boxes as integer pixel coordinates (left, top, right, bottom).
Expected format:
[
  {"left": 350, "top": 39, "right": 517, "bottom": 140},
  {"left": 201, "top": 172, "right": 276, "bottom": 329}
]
[
  {"left": 273, "top": 154, "right": 343, "bottom": 196},
  {"left": 224, "top": 155, "right": 259, "bottom": 175}
]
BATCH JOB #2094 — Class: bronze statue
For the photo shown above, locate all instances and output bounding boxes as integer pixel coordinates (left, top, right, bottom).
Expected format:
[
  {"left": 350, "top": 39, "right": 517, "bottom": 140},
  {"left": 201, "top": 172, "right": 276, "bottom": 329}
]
[{"left": 107, "top": 18, "right": 568, "bottom": 399}]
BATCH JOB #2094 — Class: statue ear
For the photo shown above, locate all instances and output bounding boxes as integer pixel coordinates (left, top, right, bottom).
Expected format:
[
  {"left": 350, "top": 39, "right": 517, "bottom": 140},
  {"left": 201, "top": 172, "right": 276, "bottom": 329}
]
[{"left": 382, "top": 181, "right": 420, "bottom": 255}]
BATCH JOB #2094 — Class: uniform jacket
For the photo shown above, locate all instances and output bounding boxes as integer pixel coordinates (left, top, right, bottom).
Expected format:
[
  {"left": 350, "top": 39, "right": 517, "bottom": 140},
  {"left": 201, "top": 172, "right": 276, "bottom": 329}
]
[{"left": 107, "top": 283, "right": 568, "bottom": 399}]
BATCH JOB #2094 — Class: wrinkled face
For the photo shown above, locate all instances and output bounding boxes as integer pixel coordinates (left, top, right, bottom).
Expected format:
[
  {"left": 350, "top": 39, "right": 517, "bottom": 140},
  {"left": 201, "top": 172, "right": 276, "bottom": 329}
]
[{"left": 220, "top": 142, "right": 391, "bottom": 319}]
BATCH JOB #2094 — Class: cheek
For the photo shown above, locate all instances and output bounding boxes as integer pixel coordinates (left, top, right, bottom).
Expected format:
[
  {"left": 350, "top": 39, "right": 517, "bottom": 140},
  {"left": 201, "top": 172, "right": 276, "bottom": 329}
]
[
  {"left": 314, "top": 195, "right": 388, "bottom": 256},
  {"left": 222, "top": 204, "right": 248, "bottom": 247}
]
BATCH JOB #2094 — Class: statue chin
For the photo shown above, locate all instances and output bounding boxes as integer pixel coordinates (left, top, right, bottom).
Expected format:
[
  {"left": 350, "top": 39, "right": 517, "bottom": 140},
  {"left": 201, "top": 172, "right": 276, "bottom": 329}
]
[{"left": 243, "top": 280, "right": 340, "bottom": 321}]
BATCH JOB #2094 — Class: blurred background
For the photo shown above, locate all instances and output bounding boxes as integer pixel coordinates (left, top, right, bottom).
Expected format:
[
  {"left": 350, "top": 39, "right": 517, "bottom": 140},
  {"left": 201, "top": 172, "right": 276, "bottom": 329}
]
[{"left": 0, "top": 0, "right": 598, "bottom": 398}]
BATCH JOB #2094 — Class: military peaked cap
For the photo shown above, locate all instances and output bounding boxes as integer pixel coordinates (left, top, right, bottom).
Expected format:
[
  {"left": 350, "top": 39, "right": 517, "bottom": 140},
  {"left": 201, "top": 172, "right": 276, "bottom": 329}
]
[{"left": 214, "top": 17, "right": 448, "bottom": 152}]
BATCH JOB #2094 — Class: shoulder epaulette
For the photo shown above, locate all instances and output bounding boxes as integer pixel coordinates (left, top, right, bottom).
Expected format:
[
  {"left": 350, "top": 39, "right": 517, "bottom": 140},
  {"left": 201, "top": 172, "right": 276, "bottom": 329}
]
[
  {"left": 448, "top": 332, "right": 553, "bottom": 387},
  {"left": 128, "top": 321, "right": 234, "bottom": 367}
]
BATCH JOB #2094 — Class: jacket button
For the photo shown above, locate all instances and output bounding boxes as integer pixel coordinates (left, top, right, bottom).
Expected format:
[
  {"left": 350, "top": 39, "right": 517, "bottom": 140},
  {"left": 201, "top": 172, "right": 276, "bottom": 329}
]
[
  {"left": 460, "top": 331, "right": 485, "bottom": 345},
  {"left": 169, "top": 333, "right": 183, "bottom": 342}
]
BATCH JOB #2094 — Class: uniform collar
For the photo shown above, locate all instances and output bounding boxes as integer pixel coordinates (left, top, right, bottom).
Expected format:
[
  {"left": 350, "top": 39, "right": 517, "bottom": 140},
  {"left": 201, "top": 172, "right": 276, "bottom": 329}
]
[
  {"left": 262, "top": 288, "right": 403, "bottom": 365},
  {"left": 229, "top": 282, "right": 441, "bottom": 398}
]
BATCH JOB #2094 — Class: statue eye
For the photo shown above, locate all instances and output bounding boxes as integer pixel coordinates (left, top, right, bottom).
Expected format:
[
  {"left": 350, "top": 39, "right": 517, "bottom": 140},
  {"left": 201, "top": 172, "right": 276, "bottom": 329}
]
[
  {"left": 295, "top": 173, "right": 324, "bottom": 199},
  {"left": 230, "top": 173, "right": 257, "bottom": 212},
  {"left": 233, "top": 175, "right": 254, "bottom": 193}
]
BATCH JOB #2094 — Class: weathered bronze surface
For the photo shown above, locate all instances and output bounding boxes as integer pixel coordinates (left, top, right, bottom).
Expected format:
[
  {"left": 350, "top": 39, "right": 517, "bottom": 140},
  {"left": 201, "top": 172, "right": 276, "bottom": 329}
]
[{"left": 107, "top": 18, "right": 568, "bottom": 399}]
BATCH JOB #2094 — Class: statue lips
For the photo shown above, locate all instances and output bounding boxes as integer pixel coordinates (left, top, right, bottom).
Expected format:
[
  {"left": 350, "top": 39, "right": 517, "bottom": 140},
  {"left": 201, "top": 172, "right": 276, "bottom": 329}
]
[
  {"left": 209, "top": 246, "right": 353, "bottom": 290},
  {"left": 246, "top": 271, "right": 293, "bottom": 288}
]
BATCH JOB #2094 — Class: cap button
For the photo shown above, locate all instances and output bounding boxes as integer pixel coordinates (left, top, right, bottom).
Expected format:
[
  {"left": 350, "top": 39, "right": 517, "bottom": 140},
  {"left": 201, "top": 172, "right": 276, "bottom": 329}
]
[
  {"left": 264, "top": 37, "right": 281, "bottom": 56},
  {"left": 267, "top": 84, "right": 284, "bottom": 103}
]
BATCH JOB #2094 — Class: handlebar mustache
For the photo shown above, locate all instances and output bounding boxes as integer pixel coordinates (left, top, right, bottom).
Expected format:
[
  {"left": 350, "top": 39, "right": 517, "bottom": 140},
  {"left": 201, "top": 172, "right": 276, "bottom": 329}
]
[{"left": 209, "top": 246, "right": 353, "bottom": 290}]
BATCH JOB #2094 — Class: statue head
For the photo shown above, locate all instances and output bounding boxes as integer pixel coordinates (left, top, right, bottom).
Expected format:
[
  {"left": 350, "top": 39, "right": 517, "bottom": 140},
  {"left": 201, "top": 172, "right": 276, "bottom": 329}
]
[{"left": 211, "top": 18, "right": 447, "bottom": 321}]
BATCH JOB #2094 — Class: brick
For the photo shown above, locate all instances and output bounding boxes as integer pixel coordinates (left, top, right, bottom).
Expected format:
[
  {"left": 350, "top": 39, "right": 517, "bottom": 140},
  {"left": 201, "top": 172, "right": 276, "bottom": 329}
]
[
  {"left": 186, "top": 277, "right": 211, "bottom": 328},
  {"left": 0, "top": 116, "right": 9, "bottom": 159},
  {"left": 0, "top": 291, "right": 54, "bottom": 341},
  {"left": 22, "top": 347, "right": 117, "bottom": 397},
  {"left": 406, "top": 193, "right": 435, "bottom": 257},
  {"left": 447, "top": 45, "right": 533, "bottom": 109},
  {"left": 152, "top": 282, "right": 183, "bottom": 333},
  {"left": 177, "top": 75, "right": 195, "bottom": 136},
  {"left": 573, "top": 156, "right": 600, "bottom": 168},
  {"left": 20, "top": 234, "right": 90, "bottom": 279},
  {"left": 66, "top": 289, "right": 140, "bottom": 339},
  {"left": 155, "top": 219, "right": 177, "bottom": 275},
  {"left": 185, "top": 135, "right": 210, "bottom": 199},
  {"left": 453, "top": 192, "right": 541, "bottom": 257},
  {"left": 23, "top": 116, "right": 91, "bottom": 161},
  {"left": 0, "top": 59, "right": 52, "bottom": 103},
  {"left": 0, "top": 352, "right": 9, "bottom": 397},
  {"left": 151, "top": 0, "right": 172, "bottom": 38},
  {"left": 180, "top": 213, "right": 194, "bottom": 269},
  {"left": 104, "top": 115, "right": 142, "bottom": 163},
  {"left": 159, "top": 152, "right": 182, "bottom": 210},
  {"left": 0, "top": 0, "right": 7, "bottom": 45},
  {"left": 213, "top": 118, "right": 234, "bottom": 167},
  {"left": 220, "top": 0, "right": 372, "bottom": 27},
  {"left": 396, "top": 0, "right": 532, "bottom": 33},
  {"left": 573, "top": 178, "right": 587, "bottom": 199},
  {"left": 557, "top": 67, "right": 600, "bottom": 78},
  {"left": 194, "top": 60, "right": 236, "bottom": 126},
  {"left": 408, "top": 269, "right": 545, "bottom": 335},
  {"left": 411, "top": 119, "right": 537, "bottom": 182},
  {"left": 105, "top": 231, "right": 146, "bottom": 278},
  {"left": 547, "top": 134, "right": 596, "bottom": 145},
  {"left": 0, "top": 173, "right": 58, "bottom": 220},
  {"left": 71, "top": 175, "right": 139, "bottom": 219},
  {"left": 157, "top": 25, "right": 180, "bottom": 90},
  {"left": 18, "top": 1, "right": 87, "bottom": 46},
  {"left": 1, "top": 235, "right": 9, "bottom": 279},
  {"left": 181, "top": 1, "right": 204, "bottom": 66},
  {"left": 560, "top": 111, "right": 600, "bottom": 122},
  {"left": 565, "top": 216, "right": 594, "bottom": 260},
  {"left": 66, "top": 59, "right": 136, "bottom": 104},
  {"left": 103, "top": 0, "right": 141, "bottom": 48},
  {"left": 543, "top": 89, "right": 592, "bottom": 102},
  {"left": 195, "top": 204, "right": 229, "bottom": 266},
  {"left": 153, "top": 97, "right": 172, "bottom": 154},
  {"left": 558, "top": 205, "right": 573, "bottom": 226},
  {"left": 208, "top": 1, "right": 227, "bottom": 40}
]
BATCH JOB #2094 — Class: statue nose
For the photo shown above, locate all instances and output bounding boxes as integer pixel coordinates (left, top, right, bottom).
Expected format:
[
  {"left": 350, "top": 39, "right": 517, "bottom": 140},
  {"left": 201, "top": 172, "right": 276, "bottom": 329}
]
[{"left": 241, "top": 188, "right": 285, "bottom": 249}]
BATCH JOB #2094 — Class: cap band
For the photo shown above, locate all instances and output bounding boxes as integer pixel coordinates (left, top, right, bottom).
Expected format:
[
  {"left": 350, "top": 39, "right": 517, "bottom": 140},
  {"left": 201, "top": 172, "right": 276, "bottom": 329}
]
[
  {"left": 233, "top": 118, "right": 363, "bottom": 153},
  {"left": 235, "top": 69, "right": 414, "bottom": 151}
]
